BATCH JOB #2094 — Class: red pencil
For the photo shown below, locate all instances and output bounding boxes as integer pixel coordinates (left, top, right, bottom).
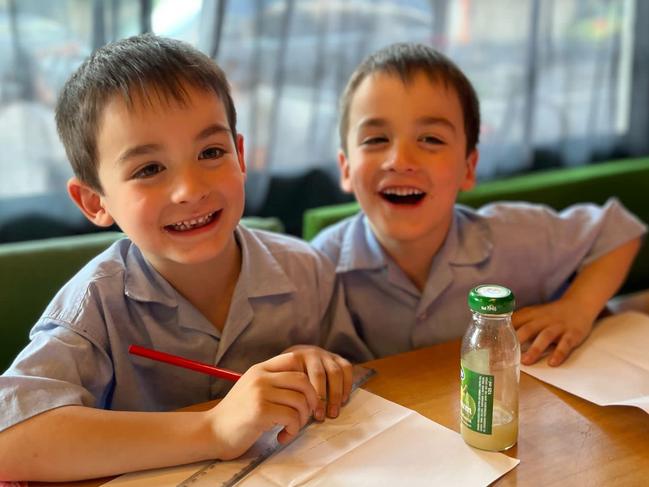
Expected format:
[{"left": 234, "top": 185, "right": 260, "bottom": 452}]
[{"left": 128, "top": 344, "right": 242, "bottom": 382}]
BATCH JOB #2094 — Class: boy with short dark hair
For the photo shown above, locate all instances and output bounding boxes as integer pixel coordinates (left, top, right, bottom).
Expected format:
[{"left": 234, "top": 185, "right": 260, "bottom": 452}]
[
  {"left": 0, "top": 34, "right": 371, "bottom": 481},
  {"left": 313, "top": 42, "right": 645, "bottom": 365}
]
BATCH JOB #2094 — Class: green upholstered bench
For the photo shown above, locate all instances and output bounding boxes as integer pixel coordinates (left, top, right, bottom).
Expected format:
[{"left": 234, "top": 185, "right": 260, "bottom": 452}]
[
  {"left": 302, "top": 157, "right": 649, "bottom": 294},
  {"left": 0, "top": 216, "right": 284, "bottom": 371}
]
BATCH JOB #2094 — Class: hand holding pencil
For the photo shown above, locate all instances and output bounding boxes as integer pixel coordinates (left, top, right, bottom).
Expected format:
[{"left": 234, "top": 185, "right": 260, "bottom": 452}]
[
  {"left": 129, "top": 345, "right": 345, "bottom": 459},
  {"left": 205, "top": 353, "right": 320, "bottom": 459},
  {"left": 129, "top": 344, "right": 354, "bottom": 422},
  {"left": 129, "top": 344, "right": 353, "bottom": 459}
]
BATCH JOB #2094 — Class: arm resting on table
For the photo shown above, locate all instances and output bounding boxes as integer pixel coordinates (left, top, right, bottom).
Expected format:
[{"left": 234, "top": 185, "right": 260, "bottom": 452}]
[{"left": 0, "top": 405, "right": 216, "bottom": 482}]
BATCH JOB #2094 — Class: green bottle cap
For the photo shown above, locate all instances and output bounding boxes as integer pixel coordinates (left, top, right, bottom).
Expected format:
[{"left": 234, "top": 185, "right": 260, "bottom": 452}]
[{"left": 468, "top": 284, "right": 515, "bottom": 314}]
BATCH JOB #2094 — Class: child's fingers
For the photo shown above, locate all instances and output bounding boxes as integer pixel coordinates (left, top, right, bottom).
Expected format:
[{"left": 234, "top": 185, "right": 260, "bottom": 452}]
[
  {"left": 301, "top": 356, "right": 328, "bottom": 421},
  {"left": 266, "top": 370, "right": 319, "bottom": 412},
  {"left": 263, "top": 387, "right": 314, "bottom": 428},
  {"left": 548, "top": 342, "right": 570, "bottom": 367},
  {"left": 261, "top": 401, "right": 304, "bottom": 440},
  {"left": 512, "top": 306, "right": 539, "bottom": 328},
  {"left": 548, "top": 330, "right": 584, "bottom": 367},
  {"left": 521, "top": 327, "right": 561, "bottom": 365},
  {"left": 276, "top": 427, "right": 298, "bottom": 445},
  {"left": 516, "top": 316, "right": 551, "bottom": 345},
  {"left": 323, "top": 358, "right": 342, "bottom": 418},
  {"left": 243, "top": 363, "right": 318, "bottom": 412},
  {"left": 335, "top": 355, "right": 353, "bottom": 404},
  {"left": 327, "top": 355, "right": 352, "bottom": 404},
  {"left": 261, "top": 352, "right": 310, "bottom": 374}
]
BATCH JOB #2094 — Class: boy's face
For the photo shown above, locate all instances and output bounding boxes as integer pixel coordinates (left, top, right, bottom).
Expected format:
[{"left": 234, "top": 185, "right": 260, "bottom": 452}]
[
  {"left": 71, "top": 83, "right": 246, "bottom": 275},
  {"left": 339, "top": 71, "right": 477, "bottom": 250}
]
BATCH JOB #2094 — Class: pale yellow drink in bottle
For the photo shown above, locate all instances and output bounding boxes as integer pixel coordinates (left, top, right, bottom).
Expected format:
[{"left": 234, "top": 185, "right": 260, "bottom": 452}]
[{"left": 460, "top": 285, "right": 520, "bottom": 451}]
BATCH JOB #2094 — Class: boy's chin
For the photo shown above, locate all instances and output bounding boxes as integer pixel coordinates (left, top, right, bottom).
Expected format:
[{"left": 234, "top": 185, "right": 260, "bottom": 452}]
[
  {"left": 144, "top": 240, "right": 235, "bottom": 269},
  {"left": 373, "top": 223, "right": 438, "bottom": 245}
]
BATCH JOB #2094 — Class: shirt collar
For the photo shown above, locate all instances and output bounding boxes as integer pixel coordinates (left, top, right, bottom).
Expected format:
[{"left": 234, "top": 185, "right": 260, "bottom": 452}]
[
  {"left": 336, "top": 213, "right": 388, "bottom": 273},
  {"left": 123, "top": 242, "right": 179, "bottom": 306},
  {"left": 235, "top": 225, "right": 297, "bottom": 298},
  {"left": 123, "top": 225, "right": 297, "bottom": 307},
  {"left": 335, "top": 206, "right": 493, "bottom": 273},
  {"left": 448, "top": 205, "right": 493, "bottom": 266}
]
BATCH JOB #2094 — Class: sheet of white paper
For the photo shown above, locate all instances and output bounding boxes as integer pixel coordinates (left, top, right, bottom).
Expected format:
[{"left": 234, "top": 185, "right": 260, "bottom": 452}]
[
  {"left": 521, "top": 311, "right": 649, "bottom": 414},
  {"left": 231, "top": 389, "right": 519, "bottom": 487},
  {"left": 103, "top": 385, "right": 519, "bottom": 486}
]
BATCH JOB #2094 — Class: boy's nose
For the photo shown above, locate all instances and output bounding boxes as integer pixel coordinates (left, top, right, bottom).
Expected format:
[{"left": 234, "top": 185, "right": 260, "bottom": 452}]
[
  {"left": 383, "top": 143, "right": 418, "bottom": 173},
  {"left": 171, "top": 166, "right": 209, "bottom": 204}
]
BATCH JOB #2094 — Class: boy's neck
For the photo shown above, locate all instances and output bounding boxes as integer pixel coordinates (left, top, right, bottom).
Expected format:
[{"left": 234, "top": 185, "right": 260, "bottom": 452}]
[
  {"left": 378, "top": 226, "right": 450, "bottom": 293},
  {"left": 150, "top": 236, "right": 242, "bottom": 332}
]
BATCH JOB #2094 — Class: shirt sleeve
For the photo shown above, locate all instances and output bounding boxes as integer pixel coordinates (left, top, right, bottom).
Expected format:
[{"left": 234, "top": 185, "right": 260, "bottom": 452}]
[
  {"left": 542, "top": 197, "right": 647, "bottom": 299},
  {"left": 0, "top": 311, "right": 114, "bottom": 433}
]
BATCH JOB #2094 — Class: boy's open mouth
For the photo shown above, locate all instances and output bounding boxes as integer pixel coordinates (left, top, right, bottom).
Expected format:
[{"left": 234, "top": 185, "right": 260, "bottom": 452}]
[
  {"left": 380, "top": 187, "right": 426, "bottom": 205},
  {"left": 165, "top": 210, "right": 220, "bottom": 232}
]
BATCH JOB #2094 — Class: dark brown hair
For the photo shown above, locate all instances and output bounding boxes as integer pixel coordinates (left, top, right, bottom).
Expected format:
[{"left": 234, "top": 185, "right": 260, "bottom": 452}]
[
  {"left": 55, "top": 34, "right": 237, "bottom": 192},
  {"left": 339, "top": 42, "right": 480, "bottom": 156}
]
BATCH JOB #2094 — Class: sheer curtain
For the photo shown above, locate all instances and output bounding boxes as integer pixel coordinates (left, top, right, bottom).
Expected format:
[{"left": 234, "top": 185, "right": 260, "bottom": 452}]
[
  {"left": 216, "top": 0, "right": 638, "bottom": 210},
  {"left": 0, "top": 0, "right": 641, "bottom": 212}
]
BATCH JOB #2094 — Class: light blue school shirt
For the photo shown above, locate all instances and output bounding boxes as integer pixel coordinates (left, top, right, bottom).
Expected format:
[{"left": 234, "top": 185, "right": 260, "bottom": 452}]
[
  {"left": 0, "top": 225, "right": 372, "bottom": 433},
  {"left": 312, "top": 199, "right": 647, "bottom": 359}
]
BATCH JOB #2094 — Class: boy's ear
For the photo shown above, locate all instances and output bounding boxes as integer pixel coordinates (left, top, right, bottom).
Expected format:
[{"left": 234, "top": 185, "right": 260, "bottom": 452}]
[
  {"left": 235, "top": 134, "right": 247, "bottom": 179},
  {"left": 460, "top": 149, "right": 479, "bottom": 191},
  {"left": 67, "top": 177, "right": 115, "bottom": 227},
  {"left": 338, "top": 150, "right": 353, "bottom": 193}
]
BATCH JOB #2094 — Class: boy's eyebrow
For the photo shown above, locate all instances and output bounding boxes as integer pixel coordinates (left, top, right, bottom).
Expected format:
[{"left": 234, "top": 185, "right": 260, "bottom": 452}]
[
  {"left": 416, "top": 116, "right": 457, "bottom": 133},
  {"left": 355, "top": 116, "right": 457, "bottom": 132},
  {"left": 116, "top": 123, "right": 232, "bottom": 165},
  {"left": 356, "top": 118, "right": 388, "bottom": 131},
  {"left": 117, "top": 144, "right": 161, "bottom": 165},
  {"left": 195, "top": 122, "right": 231, "bottom": 141}
]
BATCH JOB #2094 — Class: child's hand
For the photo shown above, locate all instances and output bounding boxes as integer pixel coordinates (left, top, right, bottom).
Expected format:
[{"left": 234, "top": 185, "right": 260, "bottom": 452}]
[
  {"left": 513, "top": 298, "right": 596, "bottom": 367},
  {"left": 207, "top": 353, "right": 318, "bottom": 460},
  {"left": 282, "top": 345, "right": 353, "bottom": 421}
]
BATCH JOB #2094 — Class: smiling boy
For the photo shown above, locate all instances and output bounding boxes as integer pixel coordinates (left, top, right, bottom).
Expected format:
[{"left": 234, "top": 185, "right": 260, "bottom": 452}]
[
  {"left": 0, "top": 35, "right": 370, "bottom": 481},
  {"left": 313, "top": 43, "right": 645, "bottom": 365}
]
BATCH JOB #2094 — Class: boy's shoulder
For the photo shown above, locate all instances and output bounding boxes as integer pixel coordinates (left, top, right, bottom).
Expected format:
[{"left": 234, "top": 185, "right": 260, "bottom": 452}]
[
  {"left": 239, "top": 225, "right": 335, "bottom": 274},
  {"left": 43, "top": 237, "right": 137, "bottom": 322},
  {"left": 237, "top": 225, "right": 340, "bottom": 300},
  {"left": 466, "top": 201, "right": 558, "bottom": 226},
  {"left": 468, "top": 199, "right": 627, "bottom": 227},
  {"left": 310, "top": 212, "right": 364, "bottom": 263}
]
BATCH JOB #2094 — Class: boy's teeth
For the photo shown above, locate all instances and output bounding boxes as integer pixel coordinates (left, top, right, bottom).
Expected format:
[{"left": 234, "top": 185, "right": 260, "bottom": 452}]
[
  {"left": 380, "top": 186, "right": 426, "bottom": 205},
  {"left": 170, "top": 212, "right": 215, "bottom": 231},
  {"left": 382, "top": 187, "right": 424, "bottom": 196}
]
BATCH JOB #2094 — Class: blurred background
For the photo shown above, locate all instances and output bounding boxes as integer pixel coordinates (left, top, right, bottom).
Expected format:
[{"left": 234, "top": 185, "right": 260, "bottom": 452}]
[{"left": 1, "top": 0, "right": 647, "bottom": 237}]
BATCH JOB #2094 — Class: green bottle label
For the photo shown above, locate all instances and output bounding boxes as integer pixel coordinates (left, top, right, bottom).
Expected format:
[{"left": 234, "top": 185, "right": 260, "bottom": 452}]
[{"left": 460, "top": 364, "right": 494, "bottom": 434}]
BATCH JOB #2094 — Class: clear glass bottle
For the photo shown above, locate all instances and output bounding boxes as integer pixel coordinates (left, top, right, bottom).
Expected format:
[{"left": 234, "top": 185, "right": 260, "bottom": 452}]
[{"left": 460, "top": 284, "right": 520, "bottom": 451}]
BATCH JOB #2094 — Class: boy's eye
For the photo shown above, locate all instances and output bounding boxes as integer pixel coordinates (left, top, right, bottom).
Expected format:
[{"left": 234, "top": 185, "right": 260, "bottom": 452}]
[
  {"left": 420, "top": 135, "right": 444, "bottom": 145},
  {"left": 361, "top": 136, "right": 388, "bottom": 146},
  {"left": 199, "top": 147, "right": 225, "bottom": 160},
  {"left": 132, "top": 163, "right": 164, "bottom": 179}
]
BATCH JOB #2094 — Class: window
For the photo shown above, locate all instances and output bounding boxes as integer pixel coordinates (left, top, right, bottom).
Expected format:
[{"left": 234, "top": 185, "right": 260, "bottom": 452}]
[{"left": 0, "top": 0, "right": 645, "bottom": 236}]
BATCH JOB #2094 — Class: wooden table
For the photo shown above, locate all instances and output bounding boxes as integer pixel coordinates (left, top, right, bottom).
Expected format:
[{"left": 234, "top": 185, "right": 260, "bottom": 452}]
[
  {"left": 363, "top": 340, "right": 649, "bottom": 486},
  {"left": 34, "top": 340, "right": 649, "bottom": 487}
]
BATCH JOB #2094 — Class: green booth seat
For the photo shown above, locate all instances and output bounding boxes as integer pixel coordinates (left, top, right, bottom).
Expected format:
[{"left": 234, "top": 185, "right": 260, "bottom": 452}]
[
  {"left": 302, "top": 157, "right": 649, "bottom": 295},
  {"left": 0, "top": 216, "right": 284, "bottom": 371}
]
